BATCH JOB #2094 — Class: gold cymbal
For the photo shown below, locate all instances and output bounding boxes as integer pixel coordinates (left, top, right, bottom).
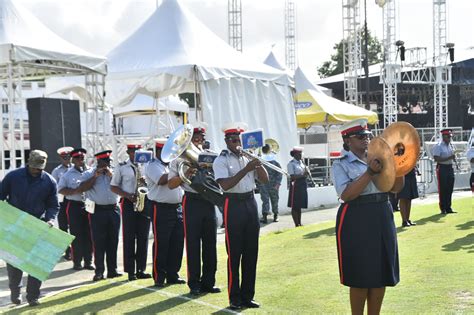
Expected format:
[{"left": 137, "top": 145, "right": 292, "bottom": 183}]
[
  {"left": 381, "top": 122, "right": 421, "bottom": 177},
  {"left": 367, "top": 137, "right": 396, "bottom": 192}
]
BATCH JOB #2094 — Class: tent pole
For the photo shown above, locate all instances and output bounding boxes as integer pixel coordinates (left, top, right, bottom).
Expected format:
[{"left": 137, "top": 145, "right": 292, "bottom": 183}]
[{"left": 193, "top": 65, "right": 202, "bottom": 122}]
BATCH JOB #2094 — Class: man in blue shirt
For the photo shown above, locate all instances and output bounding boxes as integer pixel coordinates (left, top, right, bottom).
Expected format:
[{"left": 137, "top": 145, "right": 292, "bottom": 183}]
[{"left": 0, "top": 150, "right": 59, "bottom": 307}]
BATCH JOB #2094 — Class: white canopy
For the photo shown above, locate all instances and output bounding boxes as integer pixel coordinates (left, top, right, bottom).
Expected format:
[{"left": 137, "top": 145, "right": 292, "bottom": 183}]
[
  {"left": 106, "top": 0, "right": 292, "bottom": 107},
  {"left": 106, "top": 0, "right": 298, "bottom": 168},
  {"left": 0, "top": 0, "right": 106, "bottom": 74}
]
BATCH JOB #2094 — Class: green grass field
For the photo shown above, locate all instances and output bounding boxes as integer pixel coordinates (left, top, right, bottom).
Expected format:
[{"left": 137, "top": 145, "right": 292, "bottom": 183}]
[{"left": 4, "top": 197, "right": 473, "bottom": 314}]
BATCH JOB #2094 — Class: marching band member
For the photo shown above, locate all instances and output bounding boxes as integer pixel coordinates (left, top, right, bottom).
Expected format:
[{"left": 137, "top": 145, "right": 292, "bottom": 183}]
[
  {"left": 332, "top": 119, "right": 404, "bottom": 315},
  {"left": 51, "top": 146, "right": 74, "bottom": 260},
  {"left": 287, "top": 147, "right": 308, "bottom": 227},
  {"left": 145, "top": 139, "right": 185, "bottom": 287},
  {"left": 79, "top": 150, "right": 121, "bottom": 281},
  {"left": 431, "top": 128, "right": 457, "bottom": 214},
  {"left": 57, "top": 148, "right": 94, "bottom": 271},
  {"left": 168, "top": 123, "right": 221, "bottom": 296},
  {"left": 110, "top": 143, "right": 151, "bottom": 281},
  {"left": 111, "top": 144, "right": 152, "bottom": 281},
  {"left": 212, "top": 122, "right": 269, "bottom": 310}
]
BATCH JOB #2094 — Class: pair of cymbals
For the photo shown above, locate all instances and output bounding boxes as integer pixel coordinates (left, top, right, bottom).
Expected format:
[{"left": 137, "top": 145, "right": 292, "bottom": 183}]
[{"left": 368, "top": 122, "right": 421, "bottom": 192}]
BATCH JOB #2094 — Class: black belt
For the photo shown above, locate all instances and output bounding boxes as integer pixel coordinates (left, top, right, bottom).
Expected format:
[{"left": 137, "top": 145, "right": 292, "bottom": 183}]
[
  {"left": 151, "top": 201, "right": 180, "bottom": 209},
  {"left": 348, "top": 193, "right": 389, "bottom": 205},
  {"left": 224, "top": 192, "right": 254, "bottom": 200},
  {"left": 65, "top": 199, "right": 84, "bottom": 205},
  {"left": 437, "top": 164, "right": 453, "bottom": 168},
  {"left": 185, "top": 191, "right": 206, "bottom": 201},
  {"left": 95, "top": 204, "right": 118, "bottom": 211}
]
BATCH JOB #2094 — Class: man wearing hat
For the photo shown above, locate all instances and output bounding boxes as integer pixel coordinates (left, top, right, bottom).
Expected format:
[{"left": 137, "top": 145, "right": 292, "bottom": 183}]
[
  {"left": 0, "top": 150, "right": 59, "bottom": 306},
  {"left": 78, "top": 150, "right": 121, "bottom": 281},
  {"left": 431, "top": 129, "right": 457, "bottom": 214},
  {"left": 212, "top": 122, "right": 269, "bottom": 310},
  {"left": 58, "top": 148, "right": 94, "bottom": 271},
  {"left": 259, "top": 144, "right": 283, "bottom": 224},
  {"left": 51, "top": 146, "right": 73, "bottom": 260},
  {"left": 168, "top": 123, "right": 221, "bottom": 296},
  {"left": 110, "top": 144, "right": 152, "bottom": 281},
  {"left": 145, "top": 138, "right": 185, "bottom": 287}
]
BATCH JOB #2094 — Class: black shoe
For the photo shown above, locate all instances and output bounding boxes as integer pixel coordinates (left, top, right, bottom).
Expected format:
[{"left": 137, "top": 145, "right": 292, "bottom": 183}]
[
  {"left": 273, "top": 215, "right": 279, "bottom": 222},
  {"left": 440, "top": 210, "right": 447, "bottom": 214},
  {"left": 128, "top": 273, "right": 137, "bottom": 281},
  {"left": 408, "top": 220, "right": 416, "bottom": 226},
  {"left": 93, "top": 274, "right": 105, "bottom": 281},
  {"left": 73, "top": 264, "right": 83, "bottom": 271},
  {"left": 63, "top": 254, "right": 71, "bottom": 261},
  {"left": 10, "top": 293, "right": 21, "bottom": 305},
  {"left": 402, "top": 221, "right": 410, "bottom": 227},
  {"left": 260, "top": 215, "right": 268, "bottom": 224},
  {"left": 201, "top": 286, "right": 221, "bottom": 293},
  {"left": 136, "top": 272, "right": 152, "bottom": 279},
  {"left": 167, "top": 278, "right": 186, "bottom": 284},
  {"left": 154, "top": 282, "right": 165, "bottom": 288},
  {"left": 229, "top": 302, "right": 242, "bottom": 310},
  {"left": 84, "top": 264, "right": 95, "bottom": 270},
  {"left": 28, "top": 299, "right": 40, "bottom": 307},
  {"left": 190, "top": 288, "right": 201, "bottom": 296},
  {"left": 446, "top": 209, "right": 457, "bottom": 214},
  {"left": 107, "top": 272, "right": 123, "bottom": 279},
  {"left": 243, "top": 300, "right": 260, "bottom": 308}
]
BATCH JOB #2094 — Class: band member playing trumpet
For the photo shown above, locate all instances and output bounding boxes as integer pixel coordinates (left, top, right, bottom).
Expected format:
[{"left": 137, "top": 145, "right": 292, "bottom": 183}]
[
  {"left": 79, "top": 150, "right": 121, "bottom": 282},
  {"left": 213, "top": 122, "right": 269, "bottom": 310},
  {"left": 332, "top": 119, "right": 404, "bottom": 315},
  {"left": 145, "top": 139, "right": 185, "bottom": 287},
  {"left": 58, "top": 148, "right": 94, "bottom": 271},
  {"left": 432, "top": 128, "right": 457, "bottom": 214},
  {"left": 111, "top": 144, "right": 152, "bottom": 281},
  {"left": 287, "top": 146, "right": 308, "bottom": 227},
  {"left": 168, "top": 123, "right": 221, "bottom": 296}
]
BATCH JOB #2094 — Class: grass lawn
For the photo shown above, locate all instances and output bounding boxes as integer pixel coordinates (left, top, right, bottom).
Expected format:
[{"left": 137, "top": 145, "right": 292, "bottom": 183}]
[{"left": 3, "top": 197, "right": 473, "bottom": 314}]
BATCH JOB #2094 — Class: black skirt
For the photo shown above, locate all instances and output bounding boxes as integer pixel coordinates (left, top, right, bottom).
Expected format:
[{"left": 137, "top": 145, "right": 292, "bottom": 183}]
[
  {"left": 398, "top": 170, "right": 419, "bottom": 200},
  {"left": 335, "top": 195, "right": 399, "bottom": 288},
  {"left": 287, "top": 178, "right": 308, "bottom": 209}
]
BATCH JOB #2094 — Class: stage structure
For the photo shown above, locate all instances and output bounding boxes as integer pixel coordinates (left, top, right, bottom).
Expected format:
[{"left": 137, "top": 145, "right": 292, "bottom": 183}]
[
  {"left": 0, "top": 0, "right": 106, "bottom": 177},
  {"left": 285, "top": 0, "right": 297, "bottom": 71},
  {"left": 228, "top": 0, "right": 242, "bottom": 52},
  {"left": 342, "top": 0, "right": 362, "bottom": 106}
]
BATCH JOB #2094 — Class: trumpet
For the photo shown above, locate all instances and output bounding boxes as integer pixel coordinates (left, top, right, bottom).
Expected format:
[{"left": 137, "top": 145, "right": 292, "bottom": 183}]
[
  {"left": 304, "top": 164, "right": 317, "bottom": 186},
  {"left": 236, "top": 146, "right": 290, "bottom": 178}
]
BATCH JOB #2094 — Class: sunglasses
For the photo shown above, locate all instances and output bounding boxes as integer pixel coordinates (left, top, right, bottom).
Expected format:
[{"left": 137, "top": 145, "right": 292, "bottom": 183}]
[
  {"left": 226, "top": 137, "right": 241, "bottom": 143},
  {"left": 350, "top": 134, "right": 370, "bottom": 140}
]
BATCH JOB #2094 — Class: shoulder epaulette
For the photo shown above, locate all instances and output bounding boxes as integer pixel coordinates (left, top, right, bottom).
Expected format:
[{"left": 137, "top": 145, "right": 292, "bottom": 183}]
[
  {"left": 119, "top": 161, "right": 127, "bottom": 166},
  {"left": 220, "top": 150, "right": 229, "bottom": 156}
]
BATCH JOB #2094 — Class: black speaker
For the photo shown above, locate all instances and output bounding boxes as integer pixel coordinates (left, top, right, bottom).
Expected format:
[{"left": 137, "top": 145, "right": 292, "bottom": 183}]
[{"left": 27, "top": 98, "right": 81, "bottom": 173}]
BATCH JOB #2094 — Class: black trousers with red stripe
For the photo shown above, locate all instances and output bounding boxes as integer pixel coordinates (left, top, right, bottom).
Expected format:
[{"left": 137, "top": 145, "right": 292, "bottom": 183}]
[
  {"left": 89, "top": 205, "right": 121, "bottom": 276},
  {"left": 183, "top": 192, "right": 217, "bottom": 290},
  {"left": 58, "top": 201, "right": 71, "bottom": 257},
  {"left": 151, "top": 201, "right": 184, "bottom": 284},
  {"left": 120, "top": 199, "right": 151, "bottom": 274},
  {"left": 436, "top": 164, "right": 455, "bottom": 212},
  {"left": 224, "top": 193, "right": 260, "bottom": 305},
  {"left": 66, "top": 200, "right": 92, "bottom": 267}
]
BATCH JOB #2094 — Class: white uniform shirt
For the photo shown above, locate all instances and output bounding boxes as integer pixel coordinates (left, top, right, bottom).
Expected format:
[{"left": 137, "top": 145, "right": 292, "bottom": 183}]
[
  {"left": 145, "top": 159, "right": 183, "bottom": 204},
  {"left": 213, "top": 150, "right": 256, "bottom": 193},
  {"left": 110, "top": 159, "right": 137, "bottom": 194}
]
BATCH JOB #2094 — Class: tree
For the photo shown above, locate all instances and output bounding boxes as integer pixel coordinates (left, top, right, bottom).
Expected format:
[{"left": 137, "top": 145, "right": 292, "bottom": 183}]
[{"left": 317, "top": 29, "right": 383, "bottom": 78}]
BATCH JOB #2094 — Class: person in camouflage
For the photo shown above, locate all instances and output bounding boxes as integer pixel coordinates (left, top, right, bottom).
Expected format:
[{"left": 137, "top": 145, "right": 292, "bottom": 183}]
[{"left": 259, "top": 145, "right": 283, "bottom": 223}]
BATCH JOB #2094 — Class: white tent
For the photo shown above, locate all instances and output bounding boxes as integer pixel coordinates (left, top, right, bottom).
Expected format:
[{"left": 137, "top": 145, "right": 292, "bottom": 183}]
[{"left": 106, "top": 0, "right": 297, "bottom": 165}]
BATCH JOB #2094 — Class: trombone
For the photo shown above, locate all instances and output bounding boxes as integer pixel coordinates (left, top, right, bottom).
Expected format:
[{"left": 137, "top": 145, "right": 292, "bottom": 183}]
[{"left": 236, "top": 146, "right": 290, "bottom": 178}]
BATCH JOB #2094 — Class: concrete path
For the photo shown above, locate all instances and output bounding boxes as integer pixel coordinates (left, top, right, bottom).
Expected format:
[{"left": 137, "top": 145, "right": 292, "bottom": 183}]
[{"left": 0, "top": 190, "right": 471, "bottom": 309}]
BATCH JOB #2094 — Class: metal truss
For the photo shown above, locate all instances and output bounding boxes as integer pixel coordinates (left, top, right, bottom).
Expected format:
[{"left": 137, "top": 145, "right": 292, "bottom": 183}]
[
  {"left": 342, "top": 0, "right": 361, "bottom": 106},
  {"left": 285, "top": 0, "right": 297, "bottom": 71},
  {"left": 228, "top": 0, "right": 242, "bottom": 52}
]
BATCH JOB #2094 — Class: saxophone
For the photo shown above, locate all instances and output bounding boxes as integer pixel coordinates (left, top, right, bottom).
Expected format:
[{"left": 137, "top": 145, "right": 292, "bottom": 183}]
[{"left": 134, "top": 164, "right": 148, "bottom": 212}]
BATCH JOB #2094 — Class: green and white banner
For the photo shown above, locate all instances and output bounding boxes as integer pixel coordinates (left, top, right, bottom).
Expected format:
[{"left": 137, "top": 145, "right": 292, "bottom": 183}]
[{"left": 0, "top": 201, "right": 74, "bottom": 281}]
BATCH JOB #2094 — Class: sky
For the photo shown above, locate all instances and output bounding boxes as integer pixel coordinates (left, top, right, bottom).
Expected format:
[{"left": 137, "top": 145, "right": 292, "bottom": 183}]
[{"left": 17, "top": 0, "right": 474, "bottom": 82}]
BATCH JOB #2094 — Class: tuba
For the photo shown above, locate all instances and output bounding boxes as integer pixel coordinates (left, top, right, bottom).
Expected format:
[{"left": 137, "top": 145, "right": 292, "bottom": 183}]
[
  {"left": 161, "top": 124, "right": 225, "bottom": 206},
  {"left": 368, "top": 122, "right": 421, "bottom": 192}
]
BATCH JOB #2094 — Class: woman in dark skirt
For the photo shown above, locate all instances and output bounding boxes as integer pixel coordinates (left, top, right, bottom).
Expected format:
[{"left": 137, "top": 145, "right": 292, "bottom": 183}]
[
  {"left": 332, "top": 119, "right": 404, "bottom": 315},
  {"left": 399, "top": 167, "right": 419, "bottom": 227},
  {"left": 287, "top": 147, "right": 308, "bottom": 227}
]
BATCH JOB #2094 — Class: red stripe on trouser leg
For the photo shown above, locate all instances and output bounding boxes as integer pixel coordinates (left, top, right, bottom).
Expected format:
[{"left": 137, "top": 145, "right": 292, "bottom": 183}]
[
  {"left": 153, "top": 204, "right": 158, "bottom": 282},
  {"left": 337, "top": 204, "right": 349, "bottom": 284},
  {"left": 65, "top": 201, "right": 74, "bottom": 261},
  {"left": 182, "top": 195, "right": 189, "bottom": 283},
  {"left": 87, "top": 213, "right": 95, "bottom": 265},
  {"left": 436, "top": 165, "right": 442, "bottom": 210},
  {"left": 223, "top": 197, "right": 232, "bottom": 301},
  {"left": 120, "top": 198, "right": 125, "bottom": 272}
]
